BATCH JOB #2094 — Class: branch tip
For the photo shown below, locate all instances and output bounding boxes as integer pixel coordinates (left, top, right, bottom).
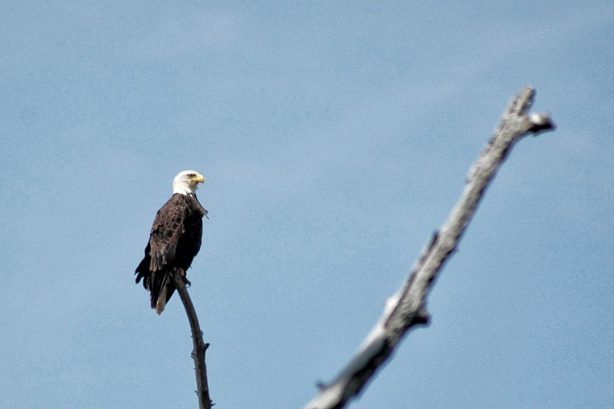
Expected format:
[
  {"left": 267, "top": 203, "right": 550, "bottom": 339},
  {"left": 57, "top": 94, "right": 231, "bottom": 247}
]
[
  {"left": 415, "top": 308, "right": 430, "bottom": 325},
  {"left": 509, "top": 86, "right": 535, "bottom": 116},
  {"left": 528, "top": 113, "right": 556, "bottom": 134},
  {"left": 425, "top": 231, "right": 439, "bottom": 252}
]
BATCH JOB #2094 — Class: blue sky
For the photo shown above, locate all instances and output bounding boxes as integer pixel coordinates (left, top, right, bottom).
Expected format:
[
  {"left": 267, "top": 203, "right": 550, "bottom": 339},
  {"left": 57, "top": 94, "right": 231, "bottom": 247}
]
[{"left": 1, "top": 2, "right": 613, "bottom": 408}]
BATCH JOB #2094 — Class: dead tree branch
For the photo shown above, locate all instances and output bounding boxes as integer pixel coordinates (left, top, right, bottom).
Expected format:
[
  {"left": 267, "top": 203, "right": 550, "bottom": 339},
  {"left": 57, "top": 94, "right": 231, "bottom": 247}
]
[
  {"left": 172, "top": 270, "right": 213, "bottom": 409},
  {"left": 304, "top": 86, "right": 555, "bottom": 409}
]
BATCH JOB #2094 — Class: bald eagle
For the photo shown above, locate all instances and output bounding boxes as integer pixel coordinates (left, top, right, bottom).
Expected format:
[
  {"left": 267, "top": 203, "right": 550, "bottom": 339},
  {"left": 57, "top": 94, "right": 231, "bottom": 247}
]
[{"left": 135, "top": 170, "right": 207, "bottom": 314}]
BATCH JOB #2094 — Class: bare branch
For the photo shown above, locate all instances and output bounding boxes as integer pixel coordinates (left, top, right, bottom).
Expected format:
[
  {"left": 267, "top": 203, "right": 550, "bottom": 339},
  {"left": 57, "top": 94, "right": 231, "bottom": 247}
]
[
  {"left": 172, "top": 270, "right": 213, "bottom": 409},
  {"left": 304, "top": 86, "right": 555, "bottom": 409}
]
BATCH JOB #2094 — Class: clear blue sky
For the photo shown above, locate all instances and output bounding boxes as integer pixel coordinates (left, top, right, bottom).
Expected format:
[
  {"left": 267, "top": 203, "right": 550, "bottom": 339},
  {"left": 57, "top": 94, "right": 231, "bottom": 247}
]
[{"left": 1, "top": 2, "right": 613, "bottom": 408}]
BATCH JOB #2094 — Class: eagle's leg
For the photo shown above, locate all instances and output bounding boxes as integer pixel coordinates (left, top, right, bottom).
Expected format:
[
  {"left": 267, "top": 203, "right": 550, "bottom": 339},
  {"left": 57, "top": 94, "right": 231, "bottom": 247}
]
[{"left": 175, "top": 267, "right": 191, "bottom": 287}]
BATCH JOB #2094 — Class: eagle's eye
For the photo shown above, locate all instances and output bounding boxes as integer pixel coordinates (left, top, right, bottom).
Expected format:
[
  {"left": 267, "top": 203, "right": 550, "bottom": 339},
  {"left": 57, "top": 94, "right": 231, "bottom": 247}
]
[{"left": 186, "top": 173, "right": 196, "bottom": 178}]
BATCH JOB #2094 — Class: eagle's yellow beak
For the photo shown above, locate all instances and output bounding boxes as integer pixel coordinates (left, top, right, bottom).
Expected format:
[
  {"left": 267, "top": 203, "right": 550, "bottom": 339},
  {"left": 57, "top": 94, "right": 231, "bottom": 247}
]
[{"left": 194, "top": 174, "right": 205, "bottom": 184}]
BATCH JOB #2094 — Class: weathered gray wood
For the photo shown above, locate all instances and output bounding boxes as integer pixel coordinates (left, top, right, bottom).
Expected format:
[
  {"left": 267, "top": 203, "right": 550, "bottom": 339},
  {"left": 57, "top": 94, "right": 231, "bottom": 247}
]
[
  {"left": 304, "top": 87, "right": 555, "bottom": 409},
  {"left": 172, "top": 270, "right": 213, "bottom": 409}
]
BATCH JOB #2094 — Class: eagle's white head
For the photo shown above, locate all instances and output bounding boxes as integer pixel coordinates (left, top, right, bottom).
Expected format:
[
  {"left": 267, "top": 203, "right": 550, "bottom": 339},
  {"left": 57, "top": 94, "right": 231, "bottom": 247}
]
[{"left": 172, "top": 170, "right": 205, "bottom": 195}]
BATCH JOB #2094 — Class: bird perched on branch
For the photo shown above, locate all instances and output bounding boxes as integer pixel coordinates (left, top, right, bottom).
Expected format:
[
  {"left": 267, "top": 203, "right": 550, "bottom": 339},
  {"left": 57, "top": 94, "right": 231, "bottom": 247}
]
[{"left": 135, "top": 170, "right": 208, "bottom": 314}]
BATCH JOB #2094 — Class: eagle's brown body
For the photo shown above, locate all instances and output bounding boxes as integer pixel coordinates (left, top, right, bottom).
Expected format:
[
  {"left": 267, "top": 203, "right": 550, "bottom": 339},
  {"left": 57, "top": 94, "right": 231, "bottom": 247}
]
[{"left": 135, "top": 193, "right": 206, "bottom": 314}]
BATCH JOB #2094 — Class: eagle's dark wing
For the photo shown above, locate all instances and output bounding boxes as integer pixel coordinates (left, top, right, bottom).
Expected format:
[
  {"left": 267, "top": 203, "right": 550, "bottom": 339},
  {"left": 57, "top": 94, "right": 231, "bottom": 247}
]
[
  {"left": 148, "top": 195, "right": 188, "bottom": 272},
  {"left": 135, "top": 194, "right": 189, "bottom": 312}
]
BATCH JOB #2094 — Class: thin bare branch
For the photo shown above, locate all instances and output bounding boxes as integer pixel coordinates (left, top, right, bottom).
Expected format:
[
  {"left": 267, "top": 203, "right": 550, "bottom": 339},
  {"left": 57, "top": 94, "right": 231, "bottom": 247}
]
[
  {"left": 172, "top": 270, "right": 213, "bottom": 409},
  {"left": 304, "top": 86, "right": 555, "bottom": 409}
]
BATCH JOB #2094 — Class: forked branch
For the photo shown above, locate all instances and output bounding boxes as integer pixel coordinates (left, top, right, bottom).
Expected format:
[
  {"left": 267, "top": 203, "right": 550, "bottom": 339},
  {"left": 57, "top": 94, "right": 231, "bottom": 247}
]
[
  {"left": 304, "top": 86, "right": 555, "bottom": 409},
  {"left": 172, "top": 270, "right": 213, "bottom": 409}
]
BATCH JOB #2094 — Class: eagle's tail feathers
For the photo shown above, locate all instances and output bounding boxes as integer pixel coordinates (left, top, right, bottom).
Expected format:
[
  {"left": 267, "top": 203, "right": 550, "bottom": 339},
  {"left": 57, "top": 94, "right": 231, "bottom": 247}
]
[
  {"left": 153, "top": 272, "right": 177, "bottom": 315},
  {"left": 155, "top": 285, "right": 168, "bottom": 315}
]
